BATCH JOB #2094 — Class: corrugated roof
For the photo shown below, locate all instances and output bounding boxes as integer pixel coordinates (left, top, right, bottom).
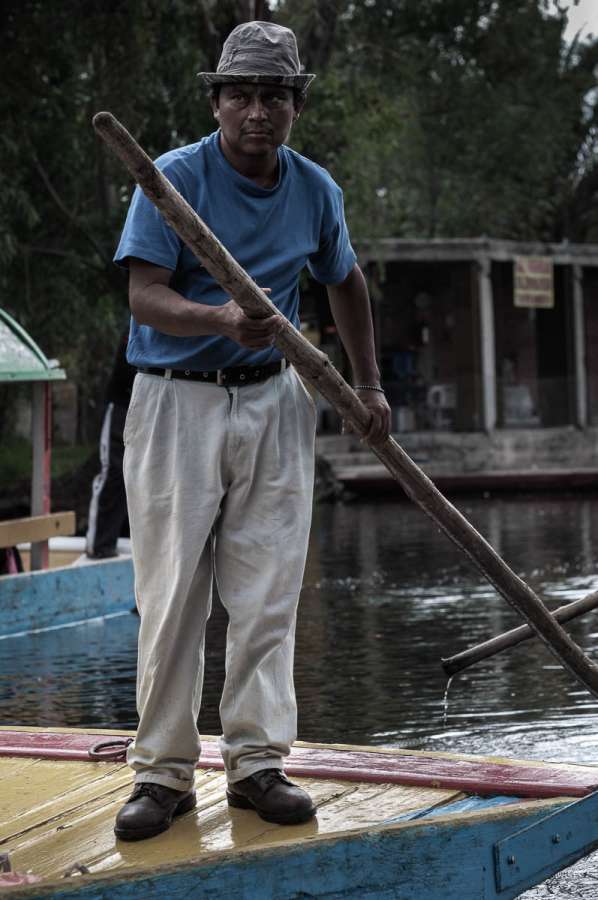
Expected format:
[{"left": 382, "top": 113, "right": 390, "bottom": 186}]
[{"left": 0, "top": 309, "right": 66, "bottom": 383}]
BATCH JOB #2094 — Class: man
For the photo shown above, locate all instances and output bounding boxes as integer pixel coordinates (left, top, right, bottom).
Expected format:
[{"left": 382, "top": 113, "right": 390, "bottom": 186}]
[{"left": 113, "top": 20, "right": 390, "bottom": 842}]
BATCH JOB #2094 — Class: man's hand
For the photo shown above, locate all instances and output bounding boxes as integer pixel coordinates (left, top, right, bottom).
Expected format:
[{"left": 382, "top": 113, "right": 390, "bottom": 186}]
[
  {"left": 216, "top": 291, "right": 284, "bottom": 350},
  {"left": 344, "top": 387, "right": 392, "bottom": 444}
]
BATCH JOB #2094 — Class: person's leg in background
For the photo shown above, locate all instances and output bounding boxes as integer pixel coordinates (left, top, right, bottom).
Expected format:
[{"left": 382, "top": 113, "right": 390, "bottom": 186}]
[{"left": 86, "top": 403, "right": 129, "bottom": 558}]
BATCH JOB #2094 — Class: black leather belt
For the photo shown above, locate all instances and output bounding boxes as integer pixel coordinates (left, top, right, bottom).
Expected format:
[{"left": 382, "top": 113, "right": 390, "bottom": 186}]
[{"left": 138, "top": 359, "right": 288, "bottom": 387}]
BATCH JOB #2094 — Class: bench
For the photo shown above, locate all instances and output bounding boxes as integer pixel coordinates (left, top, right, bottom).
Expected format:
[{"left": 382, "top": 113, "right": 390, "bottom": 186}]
[{"left": 0, "top": 512, "right": 76, "bottom": 550}]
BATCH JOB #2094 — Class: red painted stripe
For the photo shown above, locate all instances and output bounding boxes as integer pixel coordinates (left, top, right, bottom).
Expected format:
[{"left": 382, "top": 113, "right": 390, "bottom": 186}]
[{"left": 1, "top": 731, "right": 596, "bottom": 799}]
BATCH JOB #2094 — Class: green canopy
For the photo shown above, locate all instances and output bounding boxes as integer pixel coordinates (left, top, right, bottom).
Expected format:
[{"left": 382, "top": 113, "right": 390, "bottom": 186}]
[{"left": 0, "top": 309, "right": 66, "bottom": 382}]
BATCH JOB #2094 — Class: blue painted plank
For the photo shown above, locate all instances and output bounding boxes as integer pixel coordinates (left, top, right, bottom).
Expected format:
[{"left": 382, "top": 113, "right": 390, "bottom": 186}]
[
  {"left": 10, "top": 799, "right": 582, "bottom": 900},
  {"left": 495, "top": 789, "right": 598, "bottom": 892},
  {"left": 385, "top": 793, "right": 523, "bottom": 824},
  {"left": 0, "top": 558, "right": 135, "bottom": 637}
]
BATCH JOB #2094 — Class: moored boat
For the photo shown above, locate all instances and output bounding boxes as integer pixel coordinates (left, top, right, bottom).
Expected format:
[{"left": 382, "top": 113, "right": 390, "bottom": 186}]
[
  {"left": 0, "top": 551, "right": 135, "bottom": 639},
  {"left": 0, "top": 310, "right": 135, "bottom": 638},
  {"left": 1, "top": 727, "right": 598, "bottom": 899}
]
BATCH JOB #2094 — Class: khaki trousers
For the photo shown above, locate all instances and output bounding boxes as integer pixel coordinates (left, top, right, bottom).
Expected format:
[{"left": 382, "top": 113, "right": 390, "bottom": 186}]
[{"left": 123, "top": 366, "right": 316, "bottom": 791}]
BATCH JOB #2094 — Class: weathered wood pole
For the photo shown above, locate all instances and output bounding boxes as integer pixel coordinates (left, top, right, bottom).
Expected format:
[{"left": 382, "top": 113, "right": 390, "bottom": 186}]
[
  {"left": 92, "top": 110, "right": 598, "bottom": 698},
  {"left": 442, "top": 590, "right": 598, "bottom": 677}
]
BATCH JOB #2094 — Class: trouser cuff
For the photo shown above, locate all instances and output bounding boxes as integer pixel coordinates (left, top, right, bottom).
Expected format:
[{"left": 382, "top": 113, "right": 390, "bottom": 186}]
[
  {"left": 226, "top": 758, "right": 284, "bottom": 785},
  {"left": 134, "top": 772, "right": 194, "bottom": 792}
]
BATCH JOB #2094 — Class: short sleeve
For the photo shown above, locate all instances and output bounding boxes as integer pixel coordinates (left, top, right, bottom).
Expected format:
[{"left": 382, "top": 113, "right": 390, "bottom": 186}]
[
  {"left": 114, "top": 173, "right": 183, "bottom": 271},
  {"left": 307, "top": 183, "right": 356, "bottom": 285}
]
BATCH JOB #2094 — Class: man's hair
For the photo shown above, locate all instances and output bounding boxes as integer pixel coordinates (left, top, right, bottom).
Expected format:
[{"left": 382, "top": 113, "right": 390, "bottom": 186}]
[{"left": 208, "top": 84, "right": 306, "bottom": 108}]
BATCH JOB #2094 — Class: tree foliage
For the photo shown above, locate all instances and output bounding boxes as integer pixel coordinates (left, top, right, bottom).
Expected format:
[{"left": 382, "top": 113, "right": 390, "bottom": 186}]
[
  {"left": 1, "top": 0, "right": 597, "bottom": 435},
  {"left": 284, "top": 0, "right": 598, "bottom": 240}
]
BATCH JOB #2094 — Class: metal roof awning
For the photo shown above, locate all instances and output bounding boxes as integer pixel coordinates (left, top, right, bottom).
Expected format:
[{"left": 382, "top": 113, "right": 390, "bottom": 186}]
[
  {"left": 0, "top": 309, "right": 66, "bottom": 383},
  {"left": 357, "top": 237, "right": 598, "bottom": 267}
]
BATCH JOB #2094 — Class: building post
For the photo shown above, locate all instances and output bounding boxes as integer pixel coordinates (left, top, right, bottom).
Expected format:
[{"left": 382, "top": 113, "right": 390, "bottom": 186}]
[
  {"left": 30, "top": 382, "right": 52, "bottom": 570},
  {"left": 477, "top": 256, "right": 497, "bottom": 432},
  {"left": 572, "top": 264, "right": 587, "bottom": 428}
]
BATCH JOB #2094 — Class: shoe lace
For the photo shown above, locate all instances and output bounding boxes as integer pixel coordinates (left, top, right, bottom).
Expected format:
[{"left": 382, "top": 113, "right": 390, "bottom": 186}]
[
  {"left": 256, "top": 769, "right": 290, "bottom": 790},
  {"left": 129, "top": 783, "right": 165, "bottom": 805}
]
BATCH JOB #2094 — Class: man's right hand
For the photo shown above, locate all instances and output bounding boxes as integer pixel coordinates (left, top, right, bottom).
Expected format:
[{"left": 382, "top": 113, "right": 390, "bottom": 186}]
[
  {"left": 216, "top": 298, "right": 284, "bottom": 350},
  {"left": 128, "top": 260, "right": 284, "bottom": 346}
]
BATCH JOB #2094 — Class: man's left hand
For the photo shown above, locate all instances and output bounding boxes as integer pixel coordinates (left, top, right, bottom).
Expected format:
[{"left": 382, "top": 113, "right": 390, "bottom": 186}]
[{"left": 344, "top": 388, "right": 391, "bottom": 444}]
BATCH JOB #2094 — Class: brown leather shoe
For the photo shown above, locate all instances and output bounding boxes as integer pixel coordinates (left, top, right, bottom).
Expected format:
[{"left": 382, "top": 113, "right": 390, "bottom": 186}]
[
  {"left": 114, "top": 783, "right": 196, "bottom": 841},
  {"left": 227, "top": 768, "right": 316, "bottom": 825}
]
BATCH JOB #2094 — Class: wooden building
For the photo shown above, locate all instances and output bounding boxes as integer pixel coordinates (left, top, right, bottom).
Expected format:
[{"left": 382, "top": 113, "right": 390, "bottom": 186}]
[
  {"left": 351, "top": 238, "right": 597, "bottom": 435},
  {"left": 302, "top": 238, "right": 597, "bottom": 436}
]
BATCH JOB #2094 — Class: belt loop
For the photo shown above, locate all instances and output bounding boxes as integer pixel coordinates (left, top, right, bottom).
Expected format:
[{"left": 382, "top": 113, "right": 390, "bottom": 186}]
[
  {"left": 216, "top": 369, "right": 224, "bottom": 386},
  {"left": 164, "top": 369, "right": 172, "bottom": 380},
  {"left": 281, "top": 358, "right": 287, "bottom": 372}
]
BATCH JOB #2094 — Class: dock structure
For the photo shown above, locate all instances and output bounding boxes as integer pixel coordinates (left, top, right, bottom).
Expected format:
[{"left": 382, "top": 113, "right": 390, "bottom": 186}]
[{"left": 317, "top": 432, "right": 598, "bottom": 496}]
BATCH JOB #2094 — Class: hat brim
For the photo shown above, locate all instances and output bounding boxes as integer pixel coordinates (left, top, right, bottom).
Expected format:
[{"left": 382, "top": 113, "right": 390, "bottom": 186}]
[{"left": 197, "top": 72, "right": 316, "bottom": 90}]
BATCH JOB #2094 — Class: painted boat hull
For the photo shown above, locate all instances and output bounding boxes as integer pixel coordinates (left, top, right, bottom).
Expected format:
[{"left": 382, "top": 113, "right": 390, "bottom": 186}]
[
  {"left": 7, "top": 795, "right": 598, "bottom": 900},
  {"left": 0, "top": 556, "right": 135, "bottom": 637},
  {"left": 2, "top": 729, "right": 598, "bottom": 899}
]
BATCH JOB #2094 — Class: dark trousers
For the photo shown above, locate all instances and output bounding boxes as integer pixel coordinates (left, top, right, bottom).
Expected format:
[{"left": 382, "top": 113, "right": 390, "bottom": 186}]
[{"left": 86, "top": 403, "right": 128, "bottom": 558}]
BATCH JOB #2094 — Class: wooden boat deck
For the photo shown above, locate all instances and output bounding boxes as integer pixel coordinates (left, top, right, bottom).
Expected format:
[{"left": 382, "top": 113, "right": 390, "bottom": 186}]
[
  {"left": 2, "top": 755, "right": 464, "bottom": 882},
  {"left": 2, "top": 727, "right": 598, "bottom": 898}
]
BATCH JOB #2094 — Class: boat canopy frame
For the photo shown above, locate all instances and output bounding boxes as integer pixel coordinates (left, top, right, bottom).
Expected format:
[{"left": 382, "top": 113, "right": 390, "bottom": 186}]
[{"left": 0, "top": 309, "right": 68, "bottom": 570}]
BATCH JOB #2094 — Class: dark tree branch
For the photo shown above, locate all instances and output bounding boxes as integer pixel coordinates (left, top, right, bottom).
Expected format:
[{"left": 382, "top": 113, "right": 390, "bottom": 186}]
[
  {"left": 29, "top": 149, "right": 111, "bottom": 267},
  {"left": 23, "top": 243, "right": 106, "bottom": 272}
]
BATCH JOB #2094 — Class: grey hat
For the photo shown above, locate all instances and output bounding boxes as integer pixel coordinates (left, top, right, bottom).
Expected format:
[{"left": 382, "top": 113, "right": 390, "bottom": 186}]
[{"left": 198, "top": 21, "right": 315, "bottom": 90}]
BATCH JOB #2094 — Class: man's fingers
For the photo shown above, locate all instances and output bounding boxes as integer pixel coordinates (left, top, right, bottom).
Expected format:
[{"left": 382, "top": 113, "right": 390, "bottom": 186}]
[
  {"left": 366, "top": 413, "right": 389, "bottom": 443},
  {"left": 244, "top": 314, "right": 281, "bottom": 332},
  {"left": 347, "top": 390, "right": 391, "bottom": 443}
]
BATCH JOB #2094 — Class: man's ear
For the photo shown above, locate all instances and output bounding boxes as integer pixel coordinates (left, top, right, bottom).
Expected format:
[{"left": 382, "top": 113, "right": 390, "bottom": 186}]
[
  {"left": 293, "top": 96, "right": 306, "bottom": 121},
  {"left": 210, "top": 98, "right": 220, "bottom": 121}
]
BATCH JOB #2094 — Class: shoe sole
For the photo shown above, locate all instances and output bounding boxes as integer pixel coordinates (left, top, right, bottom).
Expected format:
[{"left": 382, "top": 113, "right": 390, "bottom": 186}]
[
  {"left": 114, "top": 792, "right": 197, "bottom": 842},
  {"left": 226, "top": 790, "right": 316, "bottom": 825}
]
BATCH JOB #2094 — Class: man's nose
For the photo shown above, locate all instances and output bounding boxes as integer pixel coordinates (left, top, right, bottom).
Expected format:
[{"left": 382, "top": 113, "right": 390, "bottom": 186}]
[{"left": 247, "top": 96, "right": 268, "bottom": 118}]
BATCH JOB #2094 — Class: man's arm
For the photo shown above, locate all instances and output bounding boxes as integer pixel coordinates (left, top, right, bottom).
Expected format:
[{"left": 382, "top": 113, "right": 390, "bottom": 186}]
[
  {"left": 326, "top": 263, "right": 391, "bottom": 443},
  {"left": 128, "top": 258, "right": 282, "bottom": 350}
]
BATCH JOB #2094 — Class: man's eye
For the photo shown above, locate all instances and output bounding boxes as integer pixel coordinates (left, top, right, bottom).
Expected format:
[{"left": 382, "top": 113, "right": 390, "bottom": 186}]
[{"left": 265, "top": 94, "right": 286, "bottom": 106}]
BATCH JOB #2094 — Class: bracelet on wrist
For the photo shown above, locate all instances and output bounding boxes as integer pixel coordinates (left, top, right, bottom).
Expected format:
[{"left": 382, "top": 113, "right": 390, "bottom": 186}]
[{"left": 354, "top": 384, "right": 385, "bottom": 393}]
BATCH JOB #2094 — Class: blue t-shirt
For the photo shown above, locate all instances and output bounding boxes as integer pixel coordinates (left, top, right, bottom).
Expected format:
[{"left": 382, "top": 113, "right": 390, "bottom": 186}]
[{"left": 114, "top": 130, "right": 356, "bottom": 370}]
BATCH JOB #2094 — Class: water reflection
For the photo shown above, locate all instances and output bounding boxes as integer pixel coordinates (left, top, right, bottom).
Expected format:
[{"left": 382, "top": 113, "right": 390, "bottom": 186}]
[
  {"left": 2, "top": 493, "right": 598, "bottom": 897},
  {"left": 296, "top": 496, "right": 598, "bottom": 760},
  {"left": 3, "top": 494, "right": 598, "bottom": 749}
]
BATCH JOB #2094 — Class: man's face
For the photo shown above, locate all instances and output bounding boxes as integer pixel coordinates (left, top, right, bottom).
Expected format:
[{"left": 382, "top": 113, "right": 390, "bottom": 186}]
[{"left": 212, "top": 83, "right": 301, "bottom": 160}]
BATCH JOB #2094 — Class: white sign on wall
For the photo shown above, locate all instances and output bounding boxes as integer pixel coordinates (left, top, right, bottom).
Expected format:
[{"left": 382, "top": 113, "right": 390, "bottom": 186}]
[{"left": 514, "top": 256, "right": 554, "bottom": 308}]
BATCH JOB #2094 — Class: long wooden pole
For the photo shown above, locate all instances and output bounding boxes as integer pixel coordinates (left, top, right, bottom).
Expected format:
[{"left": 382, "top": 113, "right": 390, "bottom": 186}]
[
  {"left": 92, "top": 110, "right": 598, "bottom": 697},
  {"left": 442, "top": 590, "right": 598, "bottom": 677}
]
